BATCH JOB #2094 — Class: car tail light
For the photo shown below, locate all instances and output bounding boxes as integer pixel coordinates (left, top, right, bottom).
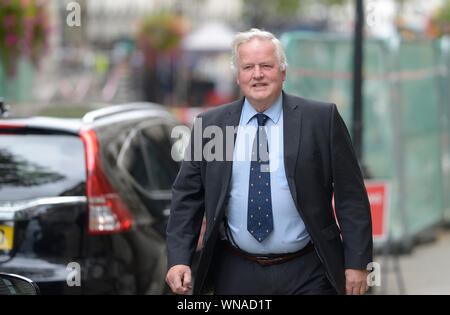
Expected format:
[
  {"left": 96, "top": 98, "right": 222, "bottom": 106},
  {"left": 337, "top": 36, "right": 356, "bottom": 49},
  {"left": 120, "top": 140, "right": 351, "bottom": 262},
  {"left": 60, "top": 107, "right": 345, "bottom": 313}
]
[
  {"left": 79, "top": 128, "right": 135, "bottom": 234},
  {"left": 0, "top": 122, "right": 27, "bottom": 132}
]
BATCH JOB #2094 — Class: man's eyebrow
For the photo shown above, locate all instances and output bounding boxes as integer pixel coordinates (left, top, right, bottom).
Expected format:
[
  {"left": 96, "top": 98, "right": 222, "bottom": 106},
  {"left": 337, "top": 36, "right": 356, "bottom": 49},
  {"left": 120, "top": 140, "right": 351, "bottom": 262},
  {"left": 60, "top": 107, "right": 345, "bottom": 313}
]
[{"left": 241, "top": 61, "right": 274, "bottom": 66}]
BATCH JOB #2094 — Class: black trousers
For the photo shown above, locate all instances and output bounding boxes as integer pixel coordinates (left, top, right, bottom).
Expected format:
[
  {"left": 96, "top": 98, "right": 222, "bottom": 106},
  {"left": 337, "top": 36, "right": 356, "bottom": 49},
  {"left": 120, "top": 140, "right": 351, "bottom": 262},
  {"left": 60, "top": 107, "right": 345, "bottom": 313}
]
[{"left": 213, "top": 243, "right": 337, "bottom": 295}]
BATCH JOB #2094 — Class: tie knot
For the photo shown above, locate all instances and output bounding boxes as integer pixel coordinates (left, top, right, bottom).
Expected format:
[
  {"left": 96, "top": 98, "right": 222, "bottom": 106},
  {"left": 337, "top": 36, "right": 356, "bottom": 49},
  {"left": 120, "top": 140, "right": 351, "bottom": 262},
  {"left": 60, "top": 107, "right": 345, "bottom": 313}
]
[{"left": 255, "top": 113, "right": 268, "bottom": 126}]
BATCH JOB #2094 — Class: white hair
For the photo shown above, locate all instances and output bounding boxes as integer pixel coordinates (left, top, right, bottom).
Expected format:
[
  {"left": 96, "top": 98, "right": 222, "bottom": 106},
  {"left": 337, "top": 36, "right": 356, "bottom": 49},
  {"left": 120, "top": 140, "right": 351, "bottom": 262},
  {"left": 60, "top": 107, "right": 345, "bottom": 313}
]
[{"left": 230, "top": 28, "right": 288, "bottom": 74}]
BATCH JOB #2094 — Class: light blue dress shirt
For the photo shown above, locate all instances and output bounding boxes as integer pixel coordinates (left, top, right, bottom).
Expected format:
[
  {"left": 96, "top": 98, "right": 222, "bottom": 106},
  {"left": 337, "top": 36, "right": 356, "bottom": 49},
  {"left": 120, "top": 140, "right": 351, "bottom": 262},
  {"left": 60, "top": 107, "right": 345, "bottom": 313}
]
[{"left": 226, "top": 94, "right": 311, "bottom": 254}]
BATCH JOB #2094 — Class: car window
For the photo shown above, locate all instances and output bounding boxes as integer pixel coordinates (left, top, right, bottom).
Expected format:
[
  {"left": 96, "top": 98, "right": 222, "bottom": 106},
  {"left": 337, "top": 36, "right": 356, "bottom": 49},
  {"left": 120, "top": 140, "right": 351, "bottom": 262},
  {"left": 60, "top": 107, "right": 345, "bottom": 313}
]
[
  {"left": 119, "top": 131, "right": 150, "bottom": 190},
  {"left": 118, "top": 122, "right": 180, "bottom": 192},
  {"left": 140, "top": 124, "right": 180, "bottom": 191},
  {"left": 0, "top": 134, "right": 86, "bottom": 201}
]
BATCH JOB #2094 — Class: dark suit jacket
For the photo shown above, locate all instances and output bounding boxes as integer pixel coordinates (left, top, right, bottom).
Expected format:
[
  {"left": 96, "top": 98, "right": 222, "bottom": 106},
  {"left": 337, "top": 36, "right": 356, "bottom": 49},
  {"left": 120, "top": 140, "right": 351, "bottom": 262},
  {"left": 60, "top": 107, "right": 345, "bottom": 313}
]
[{"left": 166, "top": 92, "right": 373, "bottom": 295}]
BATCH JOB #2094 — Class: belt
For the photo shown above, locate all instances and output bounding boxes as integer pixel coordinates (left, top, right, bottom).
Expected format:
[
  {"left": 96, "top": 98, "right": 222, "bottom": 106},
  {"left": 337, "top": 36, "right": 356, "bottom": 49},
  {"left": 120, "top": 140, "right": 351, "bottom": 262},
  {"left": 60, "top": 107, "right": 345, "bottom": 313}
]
[{"left": 224, "top": 241, "right": 315, "bottom": 267}]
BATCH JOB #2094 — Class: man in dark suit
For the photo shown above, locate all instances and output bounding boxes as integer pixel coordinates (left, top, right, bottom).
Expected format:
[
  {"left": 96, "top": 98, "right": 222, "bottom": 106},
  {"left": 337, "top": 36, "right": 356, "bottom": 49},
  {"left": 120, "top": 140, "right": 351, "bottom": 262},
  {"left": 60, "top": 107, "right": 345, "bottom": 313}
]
[{"left": 166, "top": 28, "right": 373, "bottom": 295}]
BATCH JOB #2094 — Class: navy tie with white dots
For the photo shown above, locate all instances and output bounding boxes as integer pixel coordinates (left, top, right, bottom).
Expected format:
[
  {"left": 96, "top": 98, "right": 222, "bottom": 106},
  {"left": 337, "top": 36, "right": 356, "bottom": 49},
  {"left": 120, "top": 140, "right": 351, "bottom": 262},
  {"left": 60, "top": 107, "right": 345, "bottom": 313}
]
[{"left": 247, "top": 113, "right": 273, "bottom": 242}]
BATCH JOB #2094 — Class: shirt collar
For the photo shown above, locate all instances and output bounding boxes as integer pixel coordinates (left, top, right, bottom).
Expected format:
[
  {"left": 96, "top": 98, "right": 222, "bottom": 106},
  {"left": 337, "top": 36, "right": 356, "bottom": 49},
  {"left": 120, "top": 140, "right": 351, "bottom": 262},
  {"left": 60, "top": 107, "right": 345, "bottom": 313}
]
[{"left": 242, "top": 93, "right": 283, "bottom": 126}]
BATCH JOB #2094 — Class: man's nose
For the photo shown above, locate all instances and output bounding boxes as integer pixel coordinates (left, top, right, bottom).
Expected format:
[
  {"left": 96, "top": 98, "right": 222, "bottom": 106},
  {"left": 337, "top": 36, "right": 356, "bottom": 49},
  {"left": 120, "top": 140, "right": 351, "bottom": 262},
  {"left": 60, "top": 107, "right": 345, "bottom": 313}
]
[{"left": 253, "top": 66, "right": 264, "bottom": 79}]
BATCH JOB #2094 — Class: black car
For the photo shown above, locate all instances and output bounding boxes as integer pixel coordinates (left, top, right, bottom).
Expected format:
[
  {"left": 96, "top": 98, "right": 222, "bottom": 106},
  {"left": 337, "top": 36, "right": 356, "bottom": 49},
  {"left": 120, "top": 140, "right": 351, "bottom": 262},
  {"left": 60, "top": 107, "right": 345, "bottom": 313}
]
[
  {"left": 0, "top": 272, "right": 40, "bottom": 295},
  {"left": 0, "top": 103, "right": 187, "bottom": 294}
]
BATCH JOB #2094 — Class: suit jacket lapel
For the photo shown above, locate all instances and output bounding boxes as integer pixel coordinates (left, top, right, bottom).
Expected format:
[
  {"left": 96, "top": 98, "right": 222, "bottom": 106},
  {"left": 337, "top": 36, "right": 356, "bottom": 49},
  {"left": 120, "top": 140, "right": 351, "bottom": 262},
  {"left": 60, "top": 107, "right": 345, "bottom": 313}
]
[
  {"left": 214, "top": 98, "right": 244, "bottom": 220},
  {"left": 282, "top": 92, "right": 302, "bottom": 210}
]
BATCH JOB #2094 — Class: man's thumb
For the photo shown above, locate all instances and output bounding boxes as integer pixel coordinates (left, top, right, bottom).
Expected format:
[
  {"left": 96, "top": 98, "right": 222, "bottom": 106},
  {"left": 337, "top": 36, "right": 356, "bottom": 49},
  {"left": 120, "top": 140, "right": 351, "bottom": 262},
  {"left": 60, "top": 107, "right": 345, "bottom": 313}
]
[{"left": 182, "top": 269, "right": 192, "bottom": 289}]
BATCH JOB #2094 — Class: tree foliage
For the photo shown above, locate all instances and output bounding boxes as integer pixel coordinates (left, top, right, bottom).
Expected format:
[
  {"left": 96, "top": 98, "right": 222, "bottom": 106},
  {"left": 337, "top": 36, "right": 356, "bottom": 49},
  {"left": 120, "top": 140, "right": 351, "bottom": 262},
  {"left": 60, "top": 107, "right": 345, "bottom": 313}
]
[
  {"left": 0, "top": 0, "right": 50, "bottom": 76},
  {"left": 241, "top": 0, "right": 303, "bottom": 28},
  {"left": 241, "top": 0, "right": 351, "bottom": 29}
]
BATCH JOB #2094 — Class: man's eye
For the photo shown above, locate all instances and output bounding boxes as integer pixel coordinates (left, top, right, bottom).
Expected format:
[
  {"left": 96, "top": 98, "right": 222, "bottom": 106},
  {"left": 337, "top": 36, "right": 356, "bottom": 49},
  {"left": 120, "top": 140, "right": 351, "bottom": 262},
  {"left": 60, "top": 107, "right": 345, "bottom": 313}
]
[{"left": 263, "top": 65, "right": 272, "bottom": 69}]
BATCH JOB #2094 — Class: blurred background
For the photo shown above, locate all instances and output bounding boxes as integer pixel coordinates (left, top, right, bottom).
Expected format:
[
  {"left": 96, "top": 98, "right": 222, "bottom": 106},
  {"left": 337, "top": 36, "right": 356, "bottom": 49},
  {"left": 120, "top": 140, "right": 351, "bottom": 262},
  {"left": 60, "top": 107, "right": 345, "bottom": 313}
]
[{"left": 0, "top": 0, "right": 449, "bottom": 294}]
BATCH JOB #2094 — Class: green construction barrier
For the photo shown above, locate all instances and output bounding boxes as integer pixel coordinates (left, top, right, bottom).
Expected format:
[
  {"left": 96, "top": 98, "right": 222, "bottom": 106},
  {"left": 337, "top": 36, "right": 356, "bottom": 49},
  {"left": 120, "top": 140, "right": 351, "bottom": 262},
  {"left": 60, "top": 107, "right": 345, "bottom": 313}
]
[
  {"left": 0, "top": 58, "right": 34, "bottom": 103},
  {"left": 282, "top": 31, "right": 446, "bottom": 247},
  {"left": 437, "top": 36, "right": 450, "bottom": 222}
]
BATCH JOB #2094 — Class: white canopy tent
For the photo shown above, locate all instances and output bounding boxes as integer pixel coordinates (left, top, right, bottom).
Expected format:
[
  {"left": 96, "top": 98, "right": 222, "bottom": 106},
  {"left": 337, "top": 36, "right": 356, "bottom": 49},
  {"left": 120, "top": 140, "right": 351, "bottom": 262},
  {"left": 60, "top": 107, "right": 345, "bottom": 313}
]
[{"left": 182, "top": 21, "right": 235, "bottom": 52}]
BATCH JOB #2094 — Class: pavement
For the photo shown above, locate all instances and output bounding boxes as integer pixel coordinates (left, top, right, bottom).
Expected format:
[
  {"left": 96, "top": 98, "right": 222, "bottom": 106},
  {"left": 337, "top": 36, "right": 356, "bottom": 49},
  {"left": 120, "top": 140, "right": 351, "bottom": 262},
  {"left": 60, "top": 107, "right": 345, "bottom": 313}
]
[{"left": 372, "top": 227, "right": 450, "bottom": 295}]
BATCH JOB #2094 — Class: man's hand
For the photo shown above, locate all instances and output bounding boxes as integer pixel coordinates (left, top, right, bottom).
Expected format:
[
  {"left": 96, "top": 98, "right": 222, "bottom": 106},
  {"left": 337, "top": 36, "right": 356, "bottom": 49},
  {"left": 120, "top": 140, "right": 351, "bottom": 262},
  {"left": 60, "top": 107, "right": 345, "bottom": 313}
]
[
  {"left": 166, "top": 264, "right": 192, "bottom": 295},
  {"left": 345, "top": 269, "right": 370, "bottom": 295}
]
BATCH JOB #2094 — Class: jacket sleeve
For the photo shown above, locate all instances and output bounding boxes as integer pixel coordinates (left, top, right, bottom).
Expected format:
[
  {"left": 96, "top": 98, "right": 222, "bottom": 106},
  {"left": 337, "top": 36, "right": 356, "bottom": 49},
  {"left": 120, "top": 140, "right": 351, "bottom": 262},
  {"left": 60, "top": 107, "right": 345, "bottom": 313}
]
[
  {"left": 329, "top": 103, "right": 373, "bottom": 270},
  {"left": 166, "top": 117, "right": 205, "bottom": 269}
]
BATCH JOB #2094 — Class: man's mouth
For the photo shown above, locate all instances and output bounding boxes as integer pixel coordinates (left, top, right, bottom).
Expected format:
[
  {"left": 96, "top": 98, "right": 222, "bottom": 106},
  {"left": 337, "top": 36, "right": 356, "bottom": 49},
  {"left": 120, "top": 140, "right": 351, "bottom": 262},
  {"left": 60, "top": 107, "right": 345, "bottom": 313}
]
[{"left": 252, "top": 83, "right": 268, "bottom": 88}]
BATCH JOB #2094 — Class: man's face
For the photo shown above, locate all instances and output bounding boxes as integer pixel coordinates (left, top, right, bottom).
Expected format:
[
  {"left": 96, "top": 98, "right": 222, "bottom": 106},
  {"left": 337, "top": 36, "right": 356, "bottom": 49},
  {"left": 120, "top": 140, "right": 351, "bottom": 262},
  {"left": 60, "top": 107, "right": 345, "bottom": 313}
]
[{"left": 236, "top": 38, "right": 286, "bottom": 110}]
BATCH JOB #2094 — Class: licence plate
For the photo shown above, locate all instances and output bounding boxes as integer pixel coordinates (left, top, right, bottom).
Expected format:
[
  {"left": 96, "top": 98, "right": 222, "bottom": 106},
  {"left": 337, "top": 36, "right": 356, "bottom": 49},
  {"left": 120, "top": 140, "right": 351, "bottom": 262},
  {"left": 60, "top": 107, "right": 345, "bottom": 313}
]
[{"left": 0, "top": 225, "right": 14, "bottom": 250}]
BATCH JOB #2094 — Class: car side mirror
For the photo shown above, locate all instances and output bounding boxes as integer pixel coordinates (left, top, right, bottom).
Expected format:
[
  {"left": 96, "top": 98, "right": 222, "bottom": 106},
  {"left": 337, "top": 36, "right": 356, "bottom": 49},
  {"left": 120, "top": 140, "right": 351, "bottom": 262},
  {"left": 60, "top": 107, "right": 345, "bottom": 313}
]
[{"left": 0, "top": 273, "right": 40, "bottom": 295}]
